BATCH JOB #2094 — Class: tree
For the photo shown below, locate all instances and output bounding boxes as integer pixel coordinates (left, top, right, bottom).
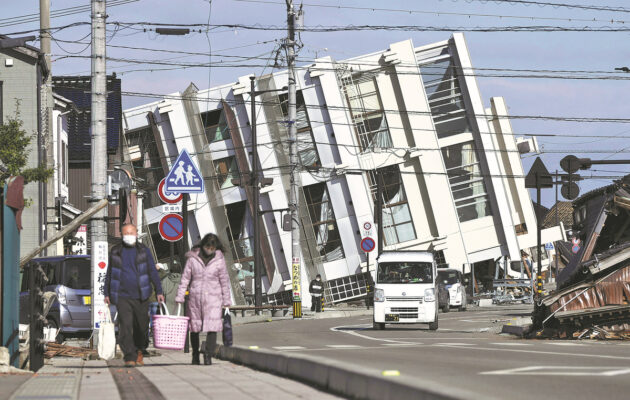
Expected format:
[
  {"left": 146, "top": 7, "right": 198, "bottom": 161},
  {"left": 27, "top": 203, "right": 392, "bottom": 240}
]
[{"left": 0, "top": 108, "right": 53, "bottom": 187}]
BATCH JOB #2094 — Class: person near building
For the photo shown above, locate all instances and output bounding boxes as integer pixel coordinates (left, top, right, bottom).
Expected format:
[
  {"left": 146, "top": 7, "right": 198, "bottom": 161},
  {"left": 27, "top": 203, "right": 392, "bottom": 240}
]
[
  {"left": 176, "top": 233, "right": 232, "bottom": 365},
  {"left": 104, "top": 224, "right": 164, "bottom": 367},
  {"left": 309, "top": 274, "right": 323, "bottom": 313}
]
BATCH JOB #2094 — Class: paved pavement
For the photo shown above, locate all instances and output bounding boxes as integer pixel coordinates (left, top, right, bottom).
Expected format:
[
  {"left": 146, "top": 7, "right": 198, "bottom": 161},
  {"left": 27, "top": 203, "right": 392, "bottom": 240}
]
[
  {"left": 233, "top": 305, "right": 630, "bottom": 400},
  {"left": 3, "top": 349, "right": 340, "bottom": 400}
]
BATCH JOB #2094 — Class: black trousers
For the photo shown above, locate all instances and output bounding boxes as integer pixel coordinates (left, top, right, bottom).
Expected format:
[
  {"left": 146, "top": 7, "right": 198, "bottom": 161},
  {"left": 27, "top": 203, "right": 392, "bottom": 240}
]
[
  {"left": 312, "top": 295, "right": 322, "bottom": 312},
  {"left": 190, "top": 332, "right": 217, "bottom": 356},
  {"left": 117, "top": 297, "right": 149, "bottom": 362}
]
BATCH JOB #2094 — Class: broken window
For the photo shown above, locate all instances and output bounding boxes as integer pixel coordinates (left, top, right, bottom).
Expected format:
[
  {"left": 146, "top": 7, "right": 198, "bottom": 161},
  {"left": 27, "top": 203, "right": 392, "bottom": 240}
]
[
  {"left": 125, "top": 126, "right": 166, "bottom": 209},
  {"left": 369, "top": 165, "right": 417, "bottom": 245},
  {"left": 420, "top": 57, "right": 471, "bottom": 139},
  {"left": 213, "top": 156, "right": 239, "bottom": 189},
  {"left": 341, "top": 72, "right": 393, "bottom": 152},
  {"left": 441, "top": 142, "right": 492, "bottom": 222},
  {"left": 279, "top": 91, "right": 320, "bottom": 168},
  {"left": 303, "top": 182, "right": 345, "bottom": 263},
  {"left": 200, "top": 108, "right": 230, "bottom": 143}
]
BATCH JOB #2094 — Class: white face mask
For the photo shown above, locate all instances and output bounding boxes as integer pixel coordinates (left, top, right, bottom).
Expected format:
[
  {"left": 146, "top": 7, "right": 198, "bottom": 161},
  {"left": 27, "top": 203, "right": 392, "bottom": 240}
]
[{"left": 122, "top": 235, "right": 137, "bottom": 246}]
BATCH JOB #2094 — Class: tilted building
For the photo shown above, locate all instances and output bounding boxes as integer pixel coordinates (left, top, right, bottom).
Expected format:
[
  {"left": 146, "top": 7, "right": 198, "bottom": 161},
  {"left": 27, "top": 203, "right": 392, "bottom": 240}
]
[{"left": 122, "top": 33, "right": 563, "bottom": 307}]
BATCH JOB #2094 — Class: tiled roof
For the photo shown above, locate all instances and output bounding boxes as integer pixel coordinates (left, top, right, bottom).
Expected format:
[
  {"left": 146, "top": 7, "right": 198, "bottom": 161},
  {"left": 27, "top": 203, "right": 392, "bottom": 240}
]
[
  {"left": 52, "top": 75, "right": 121, "bottom": 161},
  {"left": 543, "top": 201, "right": 573, "bottom": 229}
]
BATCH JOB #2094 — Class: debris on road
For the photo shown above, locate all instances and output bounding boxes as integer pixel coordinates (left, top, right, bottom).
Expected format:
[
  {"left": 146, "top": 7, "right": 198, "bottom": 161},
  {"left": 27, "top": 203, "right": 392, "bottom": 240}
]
[{"left": 44, "top": 343, "right": 97, "bottom": 359}]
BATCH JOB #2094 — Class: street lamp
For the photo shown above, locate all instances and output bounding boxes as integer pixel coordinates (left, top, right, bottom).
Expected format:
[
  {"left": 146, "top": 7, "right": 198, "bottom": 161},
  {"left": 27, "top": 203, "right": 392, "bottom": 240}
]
[{"left": 233, "top": 76, "right": 286, "bottom": 312}]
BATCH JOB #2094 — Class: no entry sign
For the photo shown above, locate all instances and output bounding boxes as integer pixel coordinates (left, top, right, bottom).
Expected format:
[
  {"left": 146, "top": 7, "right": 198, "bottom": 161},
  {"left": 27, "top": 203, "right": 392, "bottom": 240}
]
[
  {"left": 159, "top": 213, "right": 184, "bottom": 242},
  {"left": 158, "top": 178, "right": 183, "bottom": 204},
  {"left": 361, "top": 237, "right": 376, "bottom": 253}
]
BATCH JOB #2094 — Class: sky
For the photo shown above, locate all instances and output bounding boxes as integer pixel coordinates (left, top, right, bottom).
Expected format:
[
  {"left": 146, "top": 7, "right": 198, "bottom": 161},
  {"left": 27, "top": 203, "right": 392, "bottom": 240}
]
[{"left": 2, "top": 0, "right": 630, "bottom": 207}]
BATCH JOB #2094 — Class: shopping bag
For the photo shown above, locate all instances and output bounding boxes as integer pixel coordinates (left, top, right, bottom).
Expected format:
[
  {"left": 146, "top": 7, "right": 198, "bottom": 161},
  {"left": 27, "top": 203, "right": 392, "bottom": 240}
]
[
  {"left": 98, "top": 306, "right": 116, "bottom": 360},
  {"left": 222, "top": 312, "right": 233, "bottom": 347}
]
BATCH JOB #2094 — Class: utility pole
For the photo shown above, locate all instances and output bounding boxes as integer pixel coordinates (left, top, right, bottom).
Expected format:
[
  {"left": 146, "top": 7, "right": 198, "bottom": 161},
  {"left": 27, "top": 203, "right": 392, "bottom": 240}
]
[
  {"left": 287, "top": 0, "right": 302, "bottom": 318},
  {"left": 40, "top": 0, "right": 54, "bottom": 255},
  {"left": 90, "top": 0, "right": 108, "bottom": 345},
  {"left": 250, "top": 76, "right": 263, "bottom": 312}
]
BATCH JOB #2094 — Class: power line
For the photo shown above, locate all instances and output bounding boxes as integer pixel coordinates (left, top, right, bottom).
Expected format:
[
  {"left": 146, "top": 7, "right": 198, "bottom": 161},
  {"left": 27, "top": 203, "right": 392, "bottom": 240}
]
[
  {"left": 0, "top": 0, "right": 138, "bottom": 28},
  {"left": 233, "top": 0, "right": 630, "bottom": 24},
  {"left": 464, "top": 0, "right": 630, "bottom": 13}
]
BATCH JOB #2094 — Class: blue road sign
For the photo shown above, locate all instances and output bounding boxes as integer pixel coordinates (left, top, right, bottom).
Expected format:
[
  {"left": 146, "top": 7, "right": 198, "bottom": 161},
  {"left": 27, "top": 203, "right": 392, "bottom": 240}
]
[
  {"left": 164, "top": 149, "right": 204, "bottom": 193},
  {"left": 361, "top": 237, "right": 375, "bottom": 253},
  {"left": 545, "top": 242, "right": 554, "bottom": 251},
  {"left": 159, "top": 214, "right": 184, "bottom": 242}
]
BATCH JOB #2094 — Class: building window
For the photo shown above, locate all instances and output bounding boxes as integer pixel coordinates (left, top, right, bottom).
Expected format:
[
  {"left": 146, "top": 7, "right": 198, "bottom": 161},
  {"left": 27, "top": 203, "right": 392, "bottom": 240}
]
[
  {"left": 279, "top": 91, "right": 320, "bottom": 168},
  {"left": 369, "top": 165, "right": 416, "bottom": 245},
  {"left": 213, "top": 156, "right": 239, "bottom": 189},
  {"left": 303, "top": 182, "right": 345, "bottom": 263},
  {"left": 200, "top": 108, "right": 230, "bottom": 143},
  {"left": 442, "top": 142, "right": 492, "bottom": 222},
  {"left": 434, "top": 250, "right": 447, "bottom": 268},
  {"left": 341, "top": 72, "right": 393, "bottom": 152},
  {"left": 125, "top": 126, "right": 166, "bottom": 209},
  {"left": 420, "top": 57, "right": 471, "bottom": 139}
]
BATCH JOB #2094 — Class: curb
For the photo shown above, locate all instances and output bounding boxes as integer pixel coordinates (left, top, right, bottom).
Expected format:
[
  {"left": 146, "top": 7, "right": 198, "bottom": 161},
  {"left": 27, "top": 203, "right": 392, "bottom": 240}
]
[{"left": 216, "top": 345, "right": 489, "bottom": 400}]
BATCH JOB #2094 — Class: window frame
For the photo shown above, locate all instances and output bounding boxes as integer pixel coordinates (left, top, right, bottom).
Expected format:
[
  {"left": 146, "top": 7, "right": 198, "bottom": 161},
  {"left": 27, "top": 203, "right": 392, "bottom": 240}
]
[
  {"left": 302, "top": 182, "right": 345, "bottom": 263},
  {"left": 213, "top": 156, "right": 239, "bottom": 189}
]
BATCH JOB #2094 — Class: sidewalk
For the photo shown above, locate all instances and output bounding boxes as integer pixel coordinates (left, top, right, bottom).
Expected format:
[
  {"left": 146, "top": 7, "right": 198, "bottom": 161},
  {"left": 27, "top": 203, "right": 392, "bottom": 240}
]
[{"left": 4, "top": 350, "right": 341, "bottom": 400}]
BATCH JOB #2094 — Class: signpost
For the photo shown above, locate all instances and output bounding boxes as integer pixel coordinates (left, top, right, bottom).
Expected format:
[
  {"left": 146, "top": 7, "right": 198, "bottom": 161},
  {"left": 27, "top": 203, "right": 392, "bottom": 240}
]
[
  {"left": 159, "top": 214, "right": 184, "bottom": 242},
  {"left": 525, "top": 157, "right": 553, "bottom": 301},
  {"left": 92, "top": 241, "right": 108, "bottom": 329},
  {"left": 164, "top": 149, "right": 204, "bottom": 194},
  {"left": 158, "top": 178, "right": 183, "bottom": 204}
]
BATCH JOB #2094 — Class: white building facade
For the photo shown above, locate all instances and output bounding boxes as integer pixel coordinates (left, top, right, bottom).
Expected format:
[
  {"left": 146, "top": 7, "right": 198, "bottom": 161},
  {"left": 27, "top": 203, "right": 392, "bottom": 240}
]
[{"left": 122, "top": 33, "right": 562, "bottom": 306}]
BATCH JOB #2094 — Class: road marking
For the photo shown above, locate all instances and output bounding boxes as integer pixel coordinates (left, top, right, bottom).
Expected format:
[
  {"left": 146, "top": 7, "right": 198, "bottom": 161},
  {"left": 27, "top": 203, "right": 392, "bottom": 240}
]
[
  {"left": 434, "top": 343, "right": 475, "bottom": 346},
  {"left": 382, "top": 343, "right": 421, "bottom": 346},
  {"left": 326, "top": 345, "right": 362, "bottom": 349},
  {"left": 546, "top": 342, "right": 586, "bottom": 346},
  {"left": 481, "top": 366, "right": 630, "bottom": 377},
  {"left": 273, "top": 346, "right": 306, "bottom": 350},
  {"left": 330, "top": 324, "right": 417, "bottom": 345},
  {"left": 491, "top": 343, "right": 532, "bottom": 346},
  {"left": 442, "top": 344, "right": 630, "bottom": 361}
]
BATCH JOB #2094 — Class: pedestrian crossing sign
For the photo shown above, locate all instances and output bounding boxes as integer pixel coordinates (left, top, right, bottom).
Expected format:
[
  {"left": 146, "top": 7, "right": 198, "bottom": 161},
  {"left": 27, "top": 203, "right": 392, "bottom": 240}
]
[{"left": 164, "top": 149, "right": 204, "bottom": 193}]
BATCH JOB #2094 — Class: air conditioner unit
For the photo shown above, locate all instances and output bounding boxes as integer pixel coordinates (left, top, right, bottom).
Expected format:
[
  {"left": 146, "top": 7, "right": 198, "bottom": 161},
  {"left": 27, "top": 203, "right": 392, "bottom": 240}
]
[{"left": 516, "top": 137, "right": 540, "bottom": 155}]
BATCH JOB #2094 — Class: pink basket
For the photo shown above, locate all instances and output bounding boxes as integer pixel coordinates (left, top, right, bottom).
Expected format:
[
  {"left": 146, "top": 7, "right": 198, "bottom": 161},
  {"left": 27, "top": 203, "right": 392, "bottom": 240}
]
[{"left": 152, "top": 303, "right": 189, "bottom": 350}]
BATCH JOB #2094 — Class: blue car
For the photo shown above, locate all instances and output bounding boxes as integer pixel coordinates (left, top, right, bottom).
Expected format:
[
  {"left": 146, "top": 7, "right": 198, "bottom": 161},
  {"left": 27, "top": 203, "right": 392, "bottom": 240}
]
[{"left": 20, "top": 255, "right": 117, "bottom": 342}]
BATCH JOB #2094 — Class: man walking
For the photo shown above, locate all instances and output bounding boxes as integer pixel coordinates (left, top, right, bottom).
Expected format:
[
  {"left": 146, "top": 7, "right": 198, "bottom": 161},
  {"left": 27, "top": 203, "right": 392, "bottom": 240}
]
[
  {"left": 105, "top": 224, "right": 164, "bottom": 367},
  {"left": 309, "top": 274, "right": 323, "bottom": 313}
]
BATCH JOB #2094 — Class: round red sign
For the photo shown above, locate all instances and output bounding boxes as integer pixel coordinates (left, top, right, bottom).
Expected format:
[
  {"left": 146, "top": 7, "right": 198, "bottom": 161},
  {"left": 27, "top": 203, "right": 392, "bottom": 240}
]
[{"left": 158, "top": 178, "right": 183, "bottom": 204}]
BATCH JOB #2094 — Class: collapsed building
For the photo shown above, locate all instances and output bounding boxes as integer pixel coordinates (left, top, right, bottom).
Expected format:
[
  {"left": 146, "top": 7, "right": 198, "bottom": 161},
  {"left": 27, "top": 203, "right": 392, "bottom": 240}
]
[
  {"left": 538, "top": 176, "right": 630, "bottom": 336},
  {"left": 121, "top": 33, "right": 563, "bottom": 308}
]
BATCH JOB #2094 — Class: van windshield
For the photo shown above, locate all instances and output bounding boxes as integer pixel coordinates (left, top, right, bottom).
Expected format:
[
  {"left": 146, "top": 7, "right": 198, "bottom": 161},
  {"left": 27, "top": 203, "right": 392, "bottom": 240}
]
[
  {"left": 62, "top": 259, "right": 91, "bottom": 290},
  {"left": 437, "top": 270, "right": 461, "bottom": 285},
  {"left": 377, "top": 262, "right": 433, "bottom": 284}
]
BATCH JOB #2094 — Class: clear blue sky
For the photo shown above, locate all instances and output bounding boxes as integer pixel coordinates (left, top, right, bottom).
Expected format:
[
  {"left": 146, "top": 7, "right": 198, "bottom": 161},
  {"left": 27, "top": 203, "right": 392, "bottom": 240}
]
[{"left": 2, "top": 0, "right": 630, "bottom": 207}]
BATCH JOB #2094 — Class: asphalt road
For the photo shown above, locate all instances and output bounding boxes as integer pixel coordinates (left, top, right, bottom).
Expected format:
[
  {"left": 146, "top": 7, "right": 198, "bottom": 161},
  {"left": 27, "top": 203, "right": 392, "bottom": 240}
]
[{"left": 234, "top": 306, "right": 630, "bottom": 400}]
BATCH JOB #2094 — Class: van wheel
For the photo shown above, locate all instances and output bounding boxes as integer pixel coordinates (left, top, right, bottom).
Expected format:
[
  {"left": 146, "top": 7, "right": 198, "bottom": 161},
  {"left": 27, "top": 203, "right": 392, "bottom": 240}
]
[
  {"left": 373, "top": 321, "right": 385, "bottom": 330},
  {"left": 428, "top": 319, "right": 438, "bottom": 331}
]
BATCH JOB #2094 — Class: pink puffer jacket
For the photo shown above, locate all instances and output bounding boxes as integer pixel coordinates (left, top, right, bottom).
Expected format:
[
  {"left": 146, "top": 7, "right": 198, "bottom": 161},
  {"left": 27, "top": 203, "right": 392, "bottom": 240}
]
[{"left": 175, "top": 249, "right": 232, "bottom": 332}]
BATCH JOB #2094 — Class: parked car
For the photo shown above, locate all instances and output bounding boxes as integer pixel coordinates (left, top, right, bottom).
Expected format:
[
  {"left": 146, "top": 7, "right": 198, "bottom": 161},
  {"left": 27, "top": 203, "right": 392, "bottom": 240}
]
[
  {"left": 437, "top": 269, "right": 468, "bottom": 313},
  {"left": 20, "top": 255, "right": 117, "bottom": 343}
]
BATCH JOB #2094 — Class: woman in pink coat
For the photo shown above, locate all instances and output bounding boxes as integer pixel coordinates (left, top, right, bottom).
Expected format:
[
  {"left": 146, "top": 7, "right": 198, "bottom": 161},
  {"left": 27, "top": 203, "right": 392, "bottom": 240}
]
[{"left": 176, "top": 233, "right": 231, "bottom": 365}]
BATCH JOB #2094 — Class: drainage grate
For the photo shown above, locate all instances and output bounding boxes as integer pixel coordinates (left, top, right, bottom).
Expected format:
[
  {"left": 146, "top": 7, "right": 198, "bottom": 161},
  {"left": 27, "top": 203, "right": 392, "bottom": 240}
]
[
  {"left": 107, "top": 360, "right": 166, "bottom": 400},
  {"left": 10, "top": 375, "right": 79, "bottom": 400}
]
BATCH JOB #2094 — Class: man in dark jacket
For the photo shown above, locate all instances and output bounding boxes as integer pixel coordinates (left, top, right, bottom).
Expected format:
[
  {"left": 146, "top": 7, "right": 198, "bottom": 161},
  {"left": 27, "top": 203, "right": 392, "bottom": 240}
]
[
  {"left": 309, "top": 274, "right": 323, "bottom": 313},
  {"left": 104, "top": 224, "right": 164, "bottom": 367}
]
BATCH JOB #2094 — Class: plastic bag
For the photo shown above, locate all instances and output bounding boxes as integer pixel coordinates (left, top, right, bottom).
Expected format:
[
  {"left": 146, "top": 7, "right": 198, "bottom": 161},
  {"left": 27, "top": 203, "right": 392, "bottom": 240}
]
[
  {"left": 222, "top": 312, "right": 233, "bottom": 347},
  {"left": 98, "top": 306, "right": 116, "bottom": 360}
]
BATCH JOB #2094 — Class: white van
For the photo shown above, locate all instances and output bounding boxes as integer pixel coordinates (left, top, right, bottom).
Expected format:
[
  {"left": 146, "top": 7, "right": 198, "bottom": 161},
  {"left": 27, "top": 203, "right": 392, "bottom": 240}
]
[{"left": 372, "top": 251, "right": 438, "bottom": 330}]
